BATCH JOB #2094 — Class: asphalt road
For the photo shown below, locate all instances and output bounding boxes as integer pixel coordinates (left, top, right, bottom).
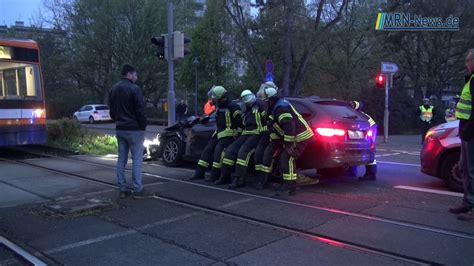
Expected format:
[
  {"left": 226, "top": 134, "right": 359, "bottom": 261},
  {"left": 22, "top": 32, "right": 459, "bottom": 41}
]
[{"left": 0, "top": 130, "right": 472, "bottom": 265}]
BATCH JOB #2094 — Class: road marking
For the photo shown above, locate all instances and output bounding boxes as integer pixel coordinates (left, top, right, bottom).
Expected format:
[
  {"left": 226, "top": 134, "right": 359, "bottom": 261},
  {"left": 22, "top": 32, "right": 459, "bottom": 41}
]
[
  {"left": 0, "top": 236, "right": 47, "bottom": 266},
  {"left": 394, "top": 185, "right": 463, "bottom": 197},
  {"left": 377, "top": 161, "right": 420, "bottom": 167},
  {"left": 219, "top": 198, "right": 254, "bottom": 209},
  {"left": 375, "top": 153, "right": 401, "bottom": 158}
]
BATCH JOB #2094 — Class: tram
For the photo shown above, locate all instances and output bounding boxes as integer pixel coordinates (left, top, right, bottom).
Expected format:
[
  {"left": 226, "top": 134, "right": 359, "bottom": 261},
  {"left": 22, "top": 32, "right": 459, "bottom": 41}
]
[{"left": 0, "top": 38, "right": 47, "bottom": 146}]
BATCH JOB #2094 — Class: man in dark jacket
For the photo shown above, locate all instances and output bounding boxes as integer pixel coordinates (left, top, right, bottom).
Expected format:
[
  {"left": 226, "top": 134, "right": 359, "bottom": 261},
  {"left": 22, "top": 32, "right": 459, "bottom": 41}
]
[
  {"left": 176, "top": 100, "right": 188, "bottom": 121},
  {"left": 109, "top": 64, "right": 151, "bottom": 199},
  {"left": 449, "top": 49, "right": 474, "bottom": 221}
]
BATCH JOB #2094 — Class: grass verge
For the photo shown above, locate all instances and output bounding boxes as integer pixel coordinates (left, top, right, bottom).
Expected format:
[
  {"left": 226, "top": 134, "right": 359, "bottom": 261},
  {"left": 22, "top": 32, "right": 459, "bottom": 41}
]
[{"left": 46, "top": 118, "right": 117, "bottom": 155}]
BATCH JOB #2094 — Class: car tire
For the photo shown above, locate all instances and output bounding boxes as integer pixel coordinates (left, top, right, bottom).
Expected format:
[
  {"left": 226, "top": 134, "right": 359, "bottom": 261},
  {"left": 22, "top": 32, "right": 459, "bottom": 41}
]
[
  {"left": 161, "top": 137, "right": 185, "bottom": 167},
  {"left": 441, "top": 151, "right": 463, "bottom": 192},
  {"left": 89, "top": 116, "right": 95, "bottom": 124},
  {"left": 317, "top": 167, "right": 344, "bottom": 177},
  {"left": 73, "top": 116, "right": 79, "bottom": 123}
]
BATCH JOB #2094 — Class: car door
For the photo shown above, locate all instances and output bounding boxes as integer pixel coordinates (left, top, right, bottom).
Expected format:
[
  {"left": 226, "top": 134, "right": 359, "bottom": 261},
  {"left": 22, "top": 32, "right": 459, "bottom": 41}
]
[
  {"left": 77, "top": 105, "right": 87, "bottom": 121},
  {"left": 83, "top": 105, "right": 93, "bottom": 120}
]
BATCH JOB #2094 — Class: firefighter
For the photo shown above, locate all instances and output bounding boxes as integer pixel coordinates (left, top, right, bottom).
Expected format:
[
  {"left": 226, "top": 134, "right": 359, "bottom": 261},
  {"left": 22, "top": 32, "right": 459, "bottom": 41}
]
[
  {"left": 419, "top": 98, "right": 434, "bottom": 144},
  {"left": 189, "top": 86, "right": 241, "bottom": 181},
  {"left": 254, "top": 82, "right": 278, "bottom": 190},
  {"left": 216, "top": 90, "right": 266, "bottom": 188},
  {"left": 350, "top": 101, "right": 377, "bottom": 180},
  {"left": 259, "top": 84, "right": 314, "bottom": 195}
]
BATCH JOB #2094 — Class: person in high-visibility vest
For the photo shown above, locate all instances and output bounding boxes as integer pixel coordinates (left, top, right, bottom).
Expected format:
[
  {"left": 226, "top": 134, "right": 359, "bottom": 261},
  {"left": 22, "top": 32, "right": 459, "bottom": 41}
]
[
  {"left": 445, "top": 101, "right": 457, "bottom": 122},
  {"left": 449, "top": 49, "right": 474, "bottom": 221},
  {"left": 419, "top": 98, "right": 434, "bottom": 144},
  {"left": 203, "top": 99, "right": 216, "bottom": 116},
  {"left": 350, "top": 101, "right": 377, "bottom": 181}
]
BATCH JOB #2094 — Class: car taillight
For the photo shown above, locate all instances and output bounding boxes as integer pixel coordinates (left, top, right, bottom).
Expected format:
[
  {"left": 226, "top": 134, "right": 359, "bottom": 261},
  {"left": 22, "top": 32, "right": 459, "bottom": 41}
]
[
  {"left": 367, "top": 129, "right": 373, "bottom": 138},
  {"left": 315, "top": 127, "right": 345, "bottom": 137}
]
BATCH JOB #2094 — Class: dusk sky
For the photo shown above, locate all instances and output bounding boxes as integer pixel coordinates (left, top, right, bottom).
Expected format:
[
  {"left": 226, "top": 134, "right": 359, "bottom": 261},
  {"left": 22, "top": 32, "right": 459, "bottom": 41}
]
[{"left": 0, "top": 0, "right": 46, "bottom": 26}]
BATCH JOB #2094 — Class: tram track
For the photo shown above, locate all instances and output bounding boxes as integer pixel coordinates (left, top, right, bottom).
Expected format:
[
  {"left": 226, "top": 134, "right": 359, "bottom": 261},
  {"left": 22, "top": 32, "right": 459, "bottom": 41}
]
[
  {"left": 2, "top": 147, "right": 472, "bottom": 264},
  {"left": 10, "top": 147, "right": 474, "bottom": 240}
]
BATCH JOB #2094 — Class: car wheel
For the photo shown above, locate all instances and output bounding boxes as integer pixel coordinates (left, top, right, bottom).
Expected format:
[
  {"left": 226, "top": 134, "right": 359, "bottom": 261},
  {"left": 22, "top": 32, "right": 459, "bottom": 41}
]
[
  {"left": 161, "top": 137, "right": 184, "bottom": 166},
  {"left": 317, "top": 167, "right": 344, "bottom": 177},
  {"left": 441, "top": 151, "right": 463, "bottom": 192},
  {"left": 73, "top": 116, "right": 79, "bottom": 122},
  {"left": 89, "top": 116, "right": 95, "bottom": 124}
]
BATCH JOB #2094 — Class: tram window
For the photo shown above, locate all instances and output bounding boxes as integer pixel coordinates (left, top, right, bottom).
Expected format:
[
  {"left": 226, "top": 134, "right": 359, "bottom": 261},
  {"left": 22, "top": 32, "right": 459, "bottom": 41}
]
[
  {"left": 4, "top": 69, "right": 18, "bottom": 97},
  {"left": 0, "top": 63, "right": 41, "bottom": 100}
]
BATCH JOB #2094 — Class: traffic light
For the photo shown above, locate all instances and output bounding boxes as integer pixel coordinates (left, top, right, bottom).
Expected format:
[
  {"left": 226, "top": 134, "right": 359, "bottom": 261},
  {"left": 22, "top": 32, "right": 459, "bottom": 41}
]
[
  {"left": 151, "top": 35, "right": 167, "bottom": 60},
  {"left": 375, "top": 73, "right": 385, "bottom": 88},
  {"left": 173, "top": 31, "right": 191, "bottom": 59}
]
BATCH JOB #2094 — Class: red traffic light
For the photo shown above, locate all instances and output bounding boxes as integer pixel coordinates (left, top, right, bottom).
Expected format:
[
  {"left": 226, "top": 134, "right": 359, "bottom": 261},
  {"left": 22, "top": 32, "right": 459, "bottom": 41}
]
[{"left": 375, "top": 74, "right": 385, "bottom": 88}]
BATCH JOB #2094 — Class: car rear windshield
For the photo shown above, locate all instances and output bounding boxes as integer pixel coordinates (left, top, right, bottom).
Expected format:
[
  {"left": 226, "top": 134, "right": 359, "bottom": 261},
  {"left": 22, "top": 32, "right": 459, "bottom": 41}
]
[
  {"left": 315, "top": 101, "right": 366, "bottom": 120},
  {"left": 95, "top": 105, "right": 109, "bottom": 110}
]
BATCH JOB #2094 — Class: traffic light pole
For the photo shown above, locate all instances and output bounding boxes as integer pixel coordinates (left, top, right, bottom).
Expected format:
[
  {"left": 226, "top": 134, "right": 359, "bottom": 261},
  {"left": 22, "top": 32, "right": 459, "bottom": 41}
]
[
  {"left": 383, "top": 74, "right": 392, "bottom": 143},
  {"left": 167, "top": 0, "right": 175, "bottom": 126}
]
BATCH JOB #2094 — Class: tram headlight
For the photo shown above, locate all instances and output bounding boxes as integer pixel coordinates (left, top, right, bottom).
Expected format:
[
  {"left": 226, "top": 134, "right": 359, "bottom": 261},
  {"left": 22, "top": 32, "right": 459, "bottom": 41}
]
[{"left": 33, "top": 109, "right": 45, "bottom": 118}]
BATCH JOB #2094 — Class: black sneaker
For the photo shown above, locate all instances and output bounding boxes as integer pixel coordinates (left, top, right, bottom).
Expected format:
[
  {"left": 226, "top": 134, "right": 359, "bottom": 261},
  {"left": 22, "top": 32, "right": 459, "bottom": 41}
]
[
  {"left": 133, "top": 189, "right": 155, "bottom": 199},
  {"left": 119, "top": 190, "right": 132, "bottom": 199},
  {"left": 449, "top": 206, "right": 471, "bottom": 214}
]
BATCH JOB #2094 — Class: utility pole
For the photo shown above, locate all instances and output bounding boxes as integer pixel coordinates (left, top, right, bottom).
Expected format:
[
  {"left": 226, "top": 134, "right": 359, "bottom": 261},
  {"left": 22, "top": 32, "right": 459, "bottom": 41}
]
[{"left": 167, "top": 0, "right": 175, "bottom": 126}]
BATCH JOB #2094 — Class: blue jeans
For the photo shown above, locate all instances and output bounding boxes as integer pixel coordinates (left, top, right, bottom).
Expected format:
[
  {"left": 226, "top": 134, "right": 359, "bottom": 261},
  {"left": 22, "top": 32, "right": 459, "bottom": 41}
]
[
  {"left": 116, "top": 130, "right": 145, "bottom": 192},
  {"left": 460, "top": 139, "right": 474, "bottom": 209}
]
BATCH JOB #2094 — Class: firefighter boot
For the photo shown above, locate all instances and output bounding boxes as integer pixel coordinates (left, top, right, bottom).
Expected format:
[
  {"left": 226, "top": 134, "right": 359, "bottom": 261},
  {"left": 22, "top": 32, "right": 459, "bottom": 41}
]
[
  {"left": 275, "top": 180, "right": 296, "bottom": 196},
  {"left": 255, "top": 172, "right": 269, "bottom": 190},
  {"left": 205, "top": 168, "right": 220, "bottom": 182},
  {"left": 228, "top": 174, "right": 245, "bottom": 189},
  {"left": 215, "top": 165, "right": 232, "bottom": 185},
  {"left": 189, "top": 166, "right": 205, "bottom": 180}
]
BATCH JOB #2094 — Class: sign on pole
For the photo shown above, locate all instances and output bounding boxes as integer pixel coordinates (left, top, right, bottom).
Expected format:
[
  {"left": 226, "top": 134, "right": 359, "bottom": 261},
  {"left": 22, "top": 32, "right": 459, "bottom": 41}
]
[{"left": 381, "top": 62, "right": 398, "bottom": 74}]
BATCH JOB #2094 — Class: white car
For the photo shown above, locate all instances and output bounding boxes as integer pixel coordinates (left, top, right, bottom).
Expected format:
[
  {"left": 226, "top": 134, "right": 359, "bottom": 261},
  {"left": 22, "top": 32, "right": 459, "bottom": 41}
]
[
  {"left": 73, "top": 104, "right": 112, "bottom": 124},
  {"left": 421, "top": 120, "right": 462, "bottom": 191}
]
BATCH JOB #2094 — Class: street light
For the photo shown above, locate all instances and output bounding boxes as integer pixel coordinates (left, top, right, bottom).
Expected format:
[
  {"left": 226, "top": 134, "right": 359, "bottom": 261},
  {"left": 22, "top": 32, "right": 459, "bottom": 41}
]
[{"left": 192, "top": 57, "right": 200, "bottom": 116}]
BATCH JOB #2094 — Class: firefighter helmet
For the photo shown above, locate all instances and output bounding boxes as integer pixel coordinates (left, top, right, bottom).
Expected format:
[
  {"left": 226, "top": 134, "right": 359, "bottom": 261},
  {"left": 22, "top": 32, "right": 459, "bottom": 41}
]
[
  {"left": 241, "top": 90, "right": 255, "bottom": 105},
  {"left": 209, "top": 86, "right": 227, "bottom": 100},
  {"left": 257, "top": 82, "right": 278, "bottom": 101}
]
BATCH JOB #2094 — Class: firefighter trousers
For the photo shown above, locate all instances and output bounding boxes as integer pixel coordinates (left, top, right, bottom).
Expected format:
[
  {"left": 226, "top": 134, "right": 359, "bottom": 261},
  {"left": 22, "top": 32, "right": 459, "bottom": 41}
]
[
  {"left": 221, "top": 135, "right": 260, "bottom": 179},
  {"left": 196, "top": 136, "right": 234, "bottom": 179},
  {"left": 259, "top": 139, "right": 283, "bottom": 177},
  {"left": 254, "top": 133, "right": 270, "bottom": 174},
  {"left": 280, "top": 141, "right": 309, "bottom": 181}
]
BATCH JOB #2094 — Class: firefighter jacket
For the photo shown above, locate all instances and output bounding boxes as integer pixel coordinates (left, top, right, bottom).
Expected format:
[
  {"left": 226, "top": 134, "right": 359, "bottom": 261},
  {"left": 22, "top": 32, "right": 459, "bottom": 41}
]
[
  {"left": 271, "top": 98, "right": 314, "bottom": 144},
  {"left": 242, "top": 99, "right": 266, "bottom": 135},
  {"left": 214, "top": 101, "right": 242, "bottom": 139}
]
